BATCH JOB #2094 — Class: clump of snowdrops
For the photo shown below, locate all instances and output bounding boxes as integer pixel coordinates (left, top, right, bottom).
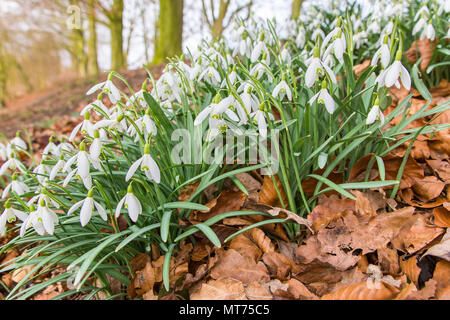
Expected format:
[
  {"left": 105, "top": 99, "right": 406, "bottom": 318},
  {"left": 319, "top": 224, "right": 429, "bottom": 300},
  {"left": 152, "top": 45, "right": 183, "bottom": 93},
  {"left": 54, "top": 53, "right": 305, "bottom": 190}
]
[{"left": 0, "top": 0, "right": 449, "bottom": 300}]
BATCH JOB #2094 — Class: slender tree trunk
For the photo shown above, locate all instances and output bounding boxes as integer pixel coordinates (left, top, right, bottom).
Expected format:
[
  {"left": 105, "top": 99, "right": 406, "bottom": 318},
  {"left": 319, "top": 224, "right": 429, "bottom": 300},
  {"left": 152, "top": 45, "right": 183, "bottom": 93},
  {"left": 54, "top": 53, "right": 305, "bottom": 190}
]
[
  {"left": 87, "top": 0, "right": 99, "bottom": 76},
  {"left": 291, "top": 0, "right": 304, "bottom": 20},
  {"left": 152, "top": 0, "right": 184, "bottom": 65},
  {"left": 211, "top": 0, "right": 230, "bottom": 39},
  {"left": 0, "top": 56, "right": 7, "bottom": 108},
  {"left": 110, "top": 0, "right": 125, "bottom": 70},
  {"left": 71, "top": 28, "right": 87, "bottom": 76}
]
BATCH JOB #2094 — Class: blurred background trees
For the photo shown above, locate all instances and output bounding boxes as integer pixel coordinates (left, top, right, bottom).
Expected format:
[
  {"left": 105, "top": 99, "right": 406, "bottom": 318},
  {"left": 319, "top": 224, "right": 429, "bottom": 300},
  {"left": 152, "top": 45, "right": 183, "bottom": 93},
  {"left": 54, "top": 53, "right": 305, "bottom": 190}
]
[{"left": 0, "top": 0, "right": 304, "bottom": 108}]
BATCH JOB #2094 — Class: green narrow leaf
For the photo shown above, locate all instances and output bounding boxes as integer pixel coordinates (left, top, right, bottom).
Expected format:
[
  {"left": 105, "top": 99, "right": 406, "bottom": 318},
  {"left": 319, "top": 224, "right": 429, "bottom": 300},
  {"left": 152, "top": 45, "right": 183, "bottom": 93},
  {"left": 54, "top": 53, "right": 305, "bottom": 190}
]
[{"left": 161, "top": 211, "right": 173, "bottom": 243}]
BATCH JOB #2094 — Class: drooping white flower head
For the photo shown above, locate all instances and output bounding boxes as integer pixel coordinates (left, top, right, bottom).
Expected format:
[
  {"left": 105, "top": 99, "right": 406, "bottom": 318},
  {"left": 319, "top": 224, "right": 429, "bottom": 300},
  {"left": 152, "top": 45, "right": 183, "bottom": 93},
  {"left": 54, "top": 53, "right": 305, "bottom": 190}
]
[
  {"left": 0, "top": 200, "right": 28, "bottom": 234},
  {"left": 371, "top": 35, "right": 391, "bottom": 69},
  {"left": 366, "top": 97, "right": 385, "bottom": 126},
  {"left": 384, "top": 50, "right": 411, "bottom": 91},
  {"left": 272, "top": 78, "right": 292, "bottom": 101},
  {"left": 126, "top": 143, "right": 161, "bottom": 184},
  {"left": 2, "top": 173, "right": 30, "bottom": 199},
  {"left": 115, "top": 184, "right": 143, "bottom": 223},
  {"left": 309, "top": 80, "right": 335, "bottom": 114},
  {"left": 86, "top": 74, "right": 121, "bottom": 104},
  {"left": 305, "top": 47, "right": 337, "bottom": 88},
  {"left": 80, "top": 94, "right": 110, "bottom": 117},
  {"left": 62, "top": 142, "right": 92, "bottom": 190},
  {"left": 67, "top": 189, "right": 107, "bottom": 227},
  {"left": 70, "top": 112, "right": 95, "bottom": 142},
  {"left": 20, "top": 201, "right": 59, "bottom": 237}
]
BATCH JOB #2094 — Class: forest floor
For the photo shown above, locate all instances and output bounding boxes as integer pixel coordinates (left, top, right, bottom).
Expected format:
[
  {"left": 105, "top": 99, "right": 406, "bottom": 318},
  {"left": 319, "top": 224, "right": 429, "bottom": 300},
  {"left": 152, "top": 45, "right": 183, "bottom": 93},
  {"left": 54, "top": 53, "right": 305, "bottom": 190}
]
[{"left": 0, "top": 62, "right": 449, "bottom": 300}]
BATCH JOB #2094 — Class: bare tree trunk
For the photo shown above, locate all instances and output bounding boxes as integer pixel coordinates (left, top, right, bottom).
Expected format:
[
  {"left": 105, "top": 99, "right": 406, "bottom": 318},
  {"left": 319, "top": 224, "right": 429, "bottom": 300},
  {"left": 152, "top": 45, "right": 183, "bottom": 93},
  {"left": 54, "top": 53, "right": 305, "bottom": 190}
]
[
  {"left": 110, "top": 0, "right": 125, "bottom": 70},
  {"left": 87, "top": 0, "right": 99, "bottom": 76},
  {"left": 291, "top": 0, "right": 304, "bottom": 20},
  {"left": 152, "top": 0, "right": 184, "bottom": 65}
]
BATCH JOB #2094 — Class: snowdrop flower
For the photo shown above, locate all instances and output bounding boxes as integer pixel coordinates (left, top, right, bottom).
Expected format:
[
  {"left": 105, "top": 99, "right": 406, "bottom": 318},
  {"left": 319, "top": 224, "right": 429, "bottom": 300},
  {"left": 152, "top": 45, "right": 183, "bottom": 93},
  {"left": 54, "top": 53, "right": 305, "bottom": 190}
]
[
  {"left": 43, "top": 137, "right": 59, "bottom": 156},
  {"left": 384, "top": 50, "right": 411, "bottom": 90},
  {"left": 372, "top": 35, "right": 390, "bottom": 69},
  {"left": 0, "top": 143, "right": 6, "bottom": 161},
  {"left": 63, "top": 142, "right": 92, "bottom": 190},
  {"left": 27, "top": 190, "right": 60, "bottom": 209},
  {"left": 80, "top": 94, "right": 110, "bottom": 116},
  {"left": 115, "top": 184, "right": 143, "bottom": 223},
  {"left": 414, "top": 6, "right": 429, "bottom": 22},
  {"left": 33, "top": 161, "right": 51, "bottom": 185},
  {"left": 296, "top": 25, "right": 306, "bottom": 48},
  {"left": 0, "top": 154, "right": 25, "bottom": 175},
  {"left": 198, "top": 65, "right": 221, "bottom": 86},
  {"left": 239, "top": 85, "right": 260, "bottom": 113},
  {"left": 309, "top": 80, "right": 335, "bottom": 114},
  {"left": 70, "top": 112, "right": 95, "bottom": 141},
  {"left": 130, "top": 109, "right": 157, "bottom": 142},
  {"left": 272, "top": 77, "right": 292, "bottom": 101},
  {"left": 50, "top": 154, "right": 68, "bottom": 180},
  {"left": 311, "top": 28, "right": 325, "bottom": 42},
  {"left": 7, "top": 134, "right": 27, "bottom": 154},
  {"left": 20, "top": 201, "right": 59, "bottom": 236},
  {"left": 67, "top": 189, "right": 107, "bottom": 227},
  {"left": 323, "top": 29, "right": 346, "bottom": 61},
  {"left": 86, "top": 74, "right": 121, "bottom": 104},
  {"left": 89, "top": 130, "right": 104, "bottom": 163},
  {"left": 322, "top": 17, "right": 343, "bottom": 50},
  {"left": 194, "top": 94, "right": 239, "bottom": 127},
  {"left": 126, "top": 143, "right": 160, "bottom": 183},
  {"left": 56, "top": 142, "right": 75, "bottom": 155},
  {"left": 281, "top": 47, "right": 292, "bottom": 65},
  {"left": 421, "top": 21, "right": 435, "bottom": 41},
  {"left": 2, "top": 173, "right": 30, "bottom": 199},
  {"left": 250, "top": 104, "right": 274, "bottom": 138},
  {"left": 0, "top": 200, "right": 28, "bottom": 234},
  {"left": 305, "top": 47, "right": 337, "bottom": 88},
  {"left": 366, "top": 98, "right": 385, "bottom": 125},
  {"left": 94, "top": 114, "right": 127, "bottom": 133},
  {"left": 251, "top": 37, "right": 268, "bottom": 62},
  {"left": 221, "top": 67, "right": 241, "bottom": 88},
  {"left": 250, "top": 62, "right": 272, "bottom": 81}
]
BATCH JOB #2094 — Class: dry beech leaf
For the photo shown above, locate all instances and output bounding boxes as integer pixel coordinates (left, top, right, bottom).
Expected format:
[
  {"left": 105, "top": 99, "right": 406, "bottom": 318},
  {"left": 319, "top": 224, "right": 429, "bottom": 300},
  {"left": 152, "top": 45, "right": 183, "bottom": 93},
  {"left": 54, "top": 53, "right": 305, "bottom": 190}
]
[
  {"left": 258, "top": 175, "right": 287, "bottom": 207},
  {"left": 377, "top": 247, "right": 400, "bottom": 275},
  {"left": 190, "top": 277, "right": 247, "bottom": 300},
  {"left": 400, "top": 256, "right": 421, "bottom": 286},
  {"left": 267, "top": 207, "right": 312, "bottom": 231},
  {"left": 412, "top": 176, "right": 446, "bottom": 202},
  {"left": 405, "top": 38, "right": 436, "bottom": 72},
  {"left": 353, "top": 59, "right": 371, "bottom": 77},
  {"left": 286, "top": 278, "right": 318, "bottom": 300},
  {"left": 244, "top": 281, "right": 273, "bottom": 300},
  {"left": 432, "top": 261, "right": 450, "bottom": 299},
  {"left": 229, "top": 234, "right": 262, "bottom": 263},
  {"left": 235, "top": 173, "right": 261, "bottom": 194},
  {"left": 210, "top": 249, "right": 270, "bottom": 284},
  {"left": 350, "top": 154, "right": 424, "bottom": 189},
  {"left": 393, "top": 213, "right": 444, "bottom": 254},
  {"left": 433, "top": 206, "right": 450, "bottom": 228},
  {"left": 262, "top": 251, "right": 304, "bottom": 280},
  {"left": 248, "top": 228, "right": 275, "bottom": 254},
  {"left": 307, "top": 196, "right": 356, "bottom": 232},
  {"left": 426, "top": 159, "right": 450, "bottom": 182},
  {"left": 321, "top": 281, "right": 399, "bottom": 300},
  {"left": 423, "top": 228, "right": 450, "bottom": 261},
  {"left": 401, "top": 280, "right": 437, "bottom": 300},
  {"left": 297, "top": 207, "right": 417, "bottom": 271}
]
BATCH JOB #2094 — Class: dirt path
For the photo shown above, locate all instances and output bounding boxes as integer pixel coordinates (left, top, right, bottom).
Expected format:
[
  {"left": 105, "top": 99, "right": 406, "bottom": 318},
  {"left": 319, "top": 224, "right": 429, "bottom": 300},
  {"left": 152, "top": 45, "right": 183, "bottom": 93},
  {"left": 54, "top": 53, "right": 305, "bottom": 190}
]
[{"left": 0, "top": 68, "right": 156, "bottom": 139}]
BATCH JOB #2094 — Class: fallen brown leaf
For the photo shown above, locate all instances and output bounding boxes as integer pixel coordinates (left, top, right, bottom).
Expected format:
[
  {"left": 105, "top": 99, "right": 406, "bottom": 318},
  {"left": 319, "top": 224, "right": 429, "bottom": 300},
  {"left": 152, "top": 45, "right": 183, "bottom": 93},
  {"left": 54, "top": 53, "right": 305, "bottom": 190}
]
[{"left": 321, "top": 281, "right": 399, "bottom": 300}]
